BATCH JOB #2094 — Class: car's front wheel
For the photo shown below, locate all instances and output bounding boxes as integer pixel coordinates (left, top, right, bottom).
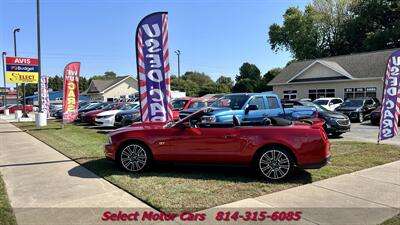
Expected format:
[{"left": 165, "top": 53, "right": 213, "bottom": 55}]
[
  {"left": 117, "top": 142, "right": 152, "bottom": 172},
  {"left": 255, "top": 147, "right": 294, "bottom": 180},
  {"left": 358, "top": 113, "right": 364, "bottom": 123}
]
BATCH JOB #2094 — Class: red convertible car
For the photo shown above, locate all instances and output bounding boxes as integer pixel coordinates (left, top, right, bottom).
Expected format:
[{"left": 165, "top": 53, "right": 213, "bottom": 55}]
[{"left": 105, "top": 108, "right": 331, "bottom": 180}]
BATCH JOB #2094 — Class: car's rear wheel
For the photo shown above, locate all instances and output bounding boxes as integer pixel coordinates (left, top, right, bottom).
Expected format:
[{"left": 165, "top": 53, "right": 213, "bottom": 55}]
[
  {"left": 255, "top": 147, "right": 294, "bottom": 180},
  {"left": 117, "top": 142, "right": 152, "bottom": 172}
]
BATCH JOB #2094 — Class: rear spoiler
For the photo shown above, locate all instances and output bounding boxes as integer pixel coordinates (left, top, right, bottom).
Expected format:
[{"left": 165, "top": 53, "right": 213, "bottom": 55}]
[{"left": 300, "top": 118, "right": 325, "bottom": 129}]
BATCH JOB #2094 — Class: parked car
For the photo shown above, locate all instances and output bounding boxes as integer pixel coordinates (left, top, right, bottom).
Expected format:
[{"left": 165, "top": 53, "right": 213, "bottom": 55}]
[
  {"left": 77, "top": 102, "right": 108, "bottom": 121},
  {"left": 335, "top": 98, "right": 380, "bottom": 122},
  {"left": 285, "top": 100, "right": 350, "bottom": 137},
  {"left": 313, "top": 98, "right": 343, "bottom": 111},
  {"left": 95, "top": 103, "right": 139, "bottom": 127},
  {"left": 370, "top": 106, "right": 399, "bottom": 126},
  {"left": 54, "top": 108, "right": 63, "bottom": 119},
  {"left": 114, "top": 108, "right": 141, "bottom": 127},
  {"left": 0, "top": 104, "right": 33, "bottom": 114},
  {"left": 81, "top": 102, "right": 128, "bottom": 125},
  {"left": 105, "top": 108, "right": 331, "bottom": 180},
  {"left": 180, "top": 93, "right": 317, "bottom": 122},
  {"left": 172, "top": 97, "right": 216, "bottom": 121}
]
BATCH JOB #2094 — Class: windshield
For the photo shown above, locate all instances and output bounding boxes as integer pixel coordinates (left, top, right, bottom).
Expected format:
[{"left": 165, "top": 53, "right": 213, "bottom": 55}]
[
  {"left": 102, "top": 103, "right": 116, "bottom": 110},
  {"left": 300, "top": 101, "right": 328, "bottom": 112},
  {"left": 118, "top": 103, "right": 137, "bottom": 110},
  {"left": 172, "top": 99, "right": 188, "bottom": 110},
  {"left": 313, "top": 100, "right": 329, "bottom": 105},
  {"left": 210, "top": 95, "right": 250, "bottom": 110},
  {"left": 188, "top": 101, "right": 206, "bottom": 109},
  {"left": 86, "top": 103, "right": 102, "bottom": 110},
  {"left": 342, "top": 99, "right": 364, "bottom": 107}
]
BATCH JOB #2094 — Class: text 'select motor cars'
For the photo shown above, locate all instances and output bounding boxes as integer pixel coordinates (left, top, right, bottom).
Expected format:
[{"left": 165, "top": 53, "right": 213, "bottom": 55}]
[{"left": 105, "top": 108, "right": 331, "bottom": 180}]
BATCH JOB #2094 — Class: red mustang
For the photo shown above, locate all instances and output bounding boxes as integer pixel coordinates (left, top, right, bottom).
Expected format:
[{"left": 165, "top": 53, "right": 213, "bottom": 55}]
[{"left": 105, "top": 108, "right": 331, "bottom": 180}]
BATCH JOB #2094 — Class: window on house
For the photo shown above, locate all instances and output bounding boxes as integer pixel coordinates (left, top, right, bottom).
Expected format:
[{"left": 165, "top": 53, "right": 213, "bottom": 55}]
[
  {"left": 283, "top": 90, "right": 297, "bottom": 100},
  {"left": 344, "top": 87, "right": 376, "bottom": 99},
  {"left": 308, "top": 89, "right": 336, "bottom": 100}
]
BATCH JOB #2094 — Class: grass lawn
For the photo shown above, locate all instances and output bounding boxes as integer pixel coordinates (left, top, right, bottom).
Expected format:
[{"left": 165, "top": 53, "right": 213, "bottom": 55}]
[
  {"left": 380, "top": 214, "right": 400, "bottom": 225},
  {"left": 13, "top": 120, "right": 400, "bottom": 212},
  {"left": 0, "top": 174, "right": 17, "bottom": 225}
]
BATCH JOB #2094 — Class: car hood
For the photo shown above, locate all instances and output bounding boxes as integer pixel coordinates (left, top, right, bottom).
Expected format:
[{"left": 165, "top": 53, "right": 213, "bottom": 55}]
[
  {"left": 336, "top": 106, "right": 360, "bottom": 111},
  {"left": 319, "top": 110, "right": 347, "bottom": 119},
  {"left": 97, "top": 110, "right": 121, "bottom": 116},
  {"left": 85, "top": 109, "right": 104, "bottom": 116},
  {"left": 116, "top": 109, "right": 140, "bottom": 116}
]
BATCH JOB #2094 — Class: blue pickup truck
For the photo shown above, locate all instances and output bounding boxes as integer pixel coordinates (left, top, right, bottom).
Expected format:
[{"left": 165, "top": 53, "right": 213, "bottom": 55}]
[{"left": 179, "top": 93, "right": 317, "bottom": 122}]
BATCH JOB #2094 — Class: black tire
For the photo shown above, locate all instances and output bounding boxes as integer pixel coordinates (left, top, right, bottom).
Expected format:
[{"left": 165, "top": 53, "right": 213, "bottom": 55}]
[
  {"left": 331, "top": 132, "right": 343, "bottom": 137},
  {"left": 117, "top": 141, "right": 152, "bottom": 172},
  {"left": 358, "top": 113, "right": 364, "bottom": 123},
  {"left": 254, "top": 146, "right": 295, "bottom": 181}
]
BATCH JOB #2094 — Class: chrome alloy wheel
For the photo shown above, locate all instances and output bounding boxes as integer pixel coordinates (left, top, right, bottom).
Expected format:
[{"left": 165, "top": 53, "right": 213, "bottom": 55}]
[
  {"left": 259, "top": 150, "right": 290, "bottom": 180},
  {"left": 120, "top": 144, "right": 147, "bottom": 172}
]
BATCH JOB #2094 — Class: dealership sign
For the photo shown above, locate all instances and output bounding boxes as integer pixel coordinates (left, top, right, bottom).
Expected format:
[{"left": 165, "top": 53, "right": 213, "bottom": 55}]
[
  {"left": 62, "top": 62, "right": 81, "bottom": 123},
  {"left": 378, "top": 50, "right": 400, "bottom": 142},
  {"left": 136, "top": 12, "right": 173, "bottom": 122},
  {"left": 5, "top": 57, "right": 39, "bottom": 83}
]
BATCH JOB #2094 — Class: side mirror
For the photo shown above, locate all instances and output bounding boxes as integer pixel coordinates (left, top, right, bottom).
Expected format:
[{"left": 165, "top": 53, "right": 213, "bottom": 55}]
[{"left": 245, "top": 105, "right": 258, "bottom": 114}]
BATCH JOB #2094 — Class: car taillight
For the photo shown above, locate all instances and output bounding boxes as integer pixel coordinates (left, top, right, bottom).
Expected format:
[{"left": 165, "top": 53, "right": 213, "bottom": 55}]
[{"left": 320, "top": 128, "right": 328, "bottom": 141}]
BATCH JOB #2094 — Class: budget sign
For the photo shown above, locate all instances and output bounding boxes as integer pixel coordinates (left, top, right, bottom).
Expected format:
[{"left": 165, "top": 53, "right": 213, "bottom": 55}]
[
  {"left": 378, "top": 50, "right": 400, "bottom": 142},
  {"left": 136, "top": 12, "right": 173, "bottom": 122},
  {"left": 5, "top": 57, "right": 39, "bottom": 83},
  {"left": 62, "top": 62, "right": 81, "bottom": 123}
]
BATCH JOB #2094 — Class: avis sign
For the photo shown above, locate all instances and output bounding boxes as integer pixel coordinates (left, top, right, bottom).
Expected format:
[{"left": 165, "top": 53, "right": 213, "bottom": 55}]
[
  {"left": 378, "top": 50, "right": 400, "bottom": 142},
  {"left": 136, "top": 12, "right": 173, "bottom": 122},
  {"left": 62, "top": 62, "right": 81, "bottom": 123},
  {"left": 5, "top": 57, "right": 39, "bottom": 83}
]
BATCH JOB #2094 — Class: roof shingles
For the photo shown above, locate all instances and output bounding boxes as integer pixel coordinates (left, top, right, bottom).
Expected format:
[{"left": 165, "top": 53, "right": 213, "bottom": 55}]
[{"left": 269, "top": 48, "right": 399, "bottom": 85}]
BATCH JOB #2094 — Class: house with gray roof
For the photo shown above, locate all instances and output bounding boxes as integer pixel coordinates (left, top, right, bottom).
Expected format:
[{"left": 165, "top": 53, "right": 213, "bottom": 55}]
[
  {"left": 82, "top": 76, "right": 138, "bottom": 101},
  {"left": 269, "top": 48, "right": 399, "bottom": 101}
]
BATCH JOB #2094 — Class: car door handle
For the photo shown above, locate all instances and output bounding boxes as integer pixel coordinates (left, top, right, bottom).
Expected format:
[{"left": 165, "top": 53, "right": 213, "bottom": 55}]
[{"left": 224, "top": 135, "right": 236, "bottom": 139}]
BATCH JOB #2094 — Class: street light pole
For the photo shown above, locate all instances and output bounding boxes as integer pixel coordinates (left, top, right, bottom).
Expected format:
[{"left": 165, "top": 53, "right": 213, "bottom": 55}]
[
  {"left": 2, "top": 52, "right": 6, "bottom": 107},
  {"left": 13, "top": 28, "right": 20, "bottom": 109},
  {"left": 174, "top": 50, "right": 181, "bottom": 78}
]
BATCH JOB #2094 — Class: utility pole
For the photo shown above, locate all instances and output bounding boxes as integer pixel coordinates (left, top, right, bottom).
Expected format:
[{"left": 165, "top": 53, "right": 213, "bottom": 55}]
[
  {"left": 37, "top": 0, "right": 42, "bottom": 114},
  {"left": 174, "top": 50, "right": 181, "bottom": 78},
  {"left": 13, "top": 28, "right": 20, "bottom": 109},
  {"left": 1, "top": 52, "right": 6, "bottom": 108}
]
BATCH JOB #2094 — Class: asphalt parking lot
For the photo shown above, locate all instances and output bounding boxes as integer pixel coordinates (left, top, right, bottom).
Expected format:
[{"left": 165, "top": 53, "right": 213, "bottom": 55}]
[{"left": 331, "top": 122, "right": 400, "bottom": 146}]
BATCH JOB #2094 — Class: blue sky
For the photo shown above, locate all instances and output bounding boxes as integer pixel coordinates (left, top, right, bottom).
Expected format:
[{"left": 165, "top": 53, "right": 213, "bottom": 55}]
[{"left": 0, "top": 0, "right": 309, "bottom": 87}]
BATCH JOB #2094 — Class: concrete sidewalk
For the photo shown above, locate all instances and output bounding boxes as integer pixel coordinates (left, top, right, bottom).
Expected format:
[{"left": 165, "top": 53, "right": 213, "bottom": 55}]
[
  {"left": 0, "top": 120, "right": 154, "bottom": 225},
  {"left": 203, "top": 161, "right": 400, "bottom": 225}
]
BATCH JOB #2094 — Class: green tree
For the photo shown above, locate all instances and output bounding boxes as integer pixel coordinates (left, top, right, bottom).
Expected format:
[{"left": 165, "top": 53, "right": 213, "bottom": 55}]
[
  {"left": 256, "top": 68, "right": 282, "bottom": 92},
  {"left": 232, "top": 78, "right": 257, "bottom": 93},
  {"left": 79, "top": 77, "right": 89, "bottom": 92},
  {"left": 235, "top": 63, "right": 262, "bottom": 82},
  {"left": 268, "top": 0, "right": 400, "bottom": 59},
  {"left": 216, "top": 76, "right": 233, "bottom": 93},
  {"left": 91, "top": 71, "right": 117, "bottom": 80},
  {"left": 48, "top": 75, "right": 63, "bottom": 91},
  {"left": 343, "top": 0, "right": 400, "bottom": 53}
]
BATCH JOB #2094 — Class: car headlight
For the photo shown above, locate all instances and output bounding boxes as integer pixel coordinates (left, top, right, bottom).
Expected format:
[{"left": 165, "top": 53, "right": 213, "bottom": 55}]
[
  {"left": 108, "top": 136, "right": 112, "bottom": 144},
  {"left": 201, "top": 115, "right": 216, "bottom": 123}
]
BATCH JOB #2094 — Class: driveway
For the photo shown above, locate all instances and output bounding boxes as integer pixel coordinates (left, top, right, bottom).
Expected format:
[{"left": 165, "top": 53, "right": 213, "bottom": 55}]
[{"left": 330, "top": 122, "right": 400, "bottom": 145}]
